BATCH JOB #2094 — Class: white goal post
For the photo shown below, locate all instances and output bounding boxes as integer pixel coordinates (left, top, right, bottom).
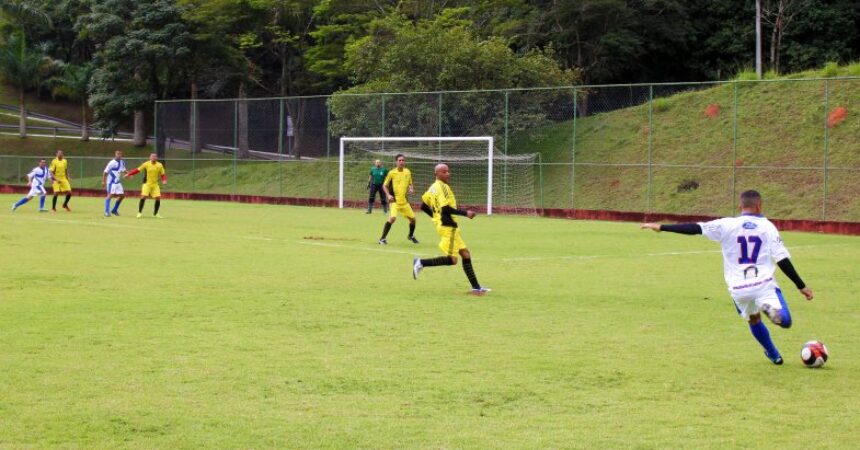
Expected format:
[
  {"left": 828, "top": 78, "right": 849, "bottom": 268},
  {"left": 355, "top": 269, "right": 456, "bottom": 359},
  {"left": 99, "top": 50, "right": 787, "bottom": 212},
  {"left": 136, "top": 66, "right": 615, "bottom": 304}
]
[{"left": 339, "top": 136, "right": 496, "bottom": 214}]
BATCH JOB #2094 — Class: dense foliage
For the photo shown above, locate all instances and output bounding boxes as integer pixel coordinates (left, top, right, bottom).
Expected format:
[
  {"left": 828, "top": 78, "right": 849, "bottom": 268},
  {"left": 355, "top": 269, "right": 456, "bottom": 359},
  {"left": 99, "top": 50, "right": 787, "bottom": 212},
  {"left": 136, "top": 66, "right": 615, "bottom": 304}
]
[{"left": 0, "top": 0, "right": 858, "bottom": 140}]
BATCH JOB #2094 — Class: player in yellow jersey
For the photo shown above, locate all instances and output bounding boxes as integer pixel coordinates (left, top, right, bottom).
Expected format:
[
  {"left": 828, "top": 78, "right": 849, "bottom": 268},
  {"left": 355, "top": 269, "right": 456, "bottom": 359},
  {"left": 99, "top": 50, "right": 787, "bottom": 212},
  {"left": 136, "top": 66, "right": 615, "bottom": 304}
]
[
  {"left": 125, "top": 153, "right": 167, "bottom": 218},
  {"left": 413, "top": 163, "right": 490, "bottom": 295},
  {"left": 49, "top": 150, "right": 73, "bottom": 212},
  {"left": 378, "top": 153, "right": 419, "bottom": 245}
]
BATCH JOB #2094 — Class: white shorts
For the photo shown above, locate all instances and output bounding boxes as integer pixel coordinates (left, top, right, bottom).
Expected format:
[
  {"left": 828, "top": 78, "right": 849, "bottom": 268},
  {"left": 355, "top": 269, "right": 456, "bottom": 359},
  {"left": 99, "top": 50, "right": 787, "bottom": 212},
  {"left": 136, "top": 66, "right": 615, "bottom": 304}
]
[
  {"left": 106, "top": 182, "right": 124, "bottom": 196},
  {"left": 729, "top": 278, "right": 786, "bottom": 321},
  {"left": 27, "top": 185, "right": 47, "bottom": 197}
]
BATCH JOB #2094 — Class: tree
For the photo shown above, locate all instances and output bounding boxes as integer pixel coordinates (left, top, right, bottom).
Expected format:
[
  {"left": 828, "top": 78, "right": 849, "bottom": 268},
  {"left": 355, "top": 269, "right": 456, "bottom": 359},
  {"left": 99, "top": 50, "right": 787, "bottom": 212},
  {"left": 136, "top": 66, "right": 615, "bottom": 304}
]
[
  {"left": 330, "top": 8, "right": 578, "bottom": 137},
  {"left": 79, "top": 0, "right": 192, "bottom": 147},
  {"left": 762, "top": 0, "right": 810, "bottom": 74},
  {"left": 49, "top": 62, "right": 93, "bottom": 140},
  {"left": 0, "top": 31, "right": 49, "bottom": 138}
]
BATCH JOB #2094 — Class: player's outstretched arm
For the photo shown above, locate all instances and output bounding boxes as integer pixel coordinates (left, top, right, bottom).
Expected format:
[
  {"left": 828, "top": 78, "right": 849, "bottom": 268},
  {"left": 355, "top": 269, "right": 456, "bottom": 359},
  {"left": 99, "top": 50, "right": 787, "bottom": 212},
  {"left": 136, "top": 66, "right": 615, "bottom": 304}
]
[
  {"left": 420, "top": 201, "right": 433, "bottom": 218},
  {"left": 776, "top": 258, "right": 813, "bottom": 300},
  {"left": 640, "top": 223, "right": 702, "bottom": 234}
]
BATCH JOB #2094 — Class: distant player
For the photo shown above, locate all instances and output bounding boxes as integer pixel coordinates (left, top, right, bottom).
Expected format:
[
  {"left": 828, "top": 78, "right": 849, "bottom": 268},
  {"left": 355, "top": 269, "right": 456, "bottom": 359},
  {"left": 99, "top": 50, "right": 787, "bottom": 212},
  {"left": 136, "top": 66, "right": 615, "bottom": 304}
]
[
  {"left": 412, "top": 163, "right": 490, "bottom": 295},
  {"left": 102, "top": 150, "right": 127, "bottom": 217},
  {"left": 379, "top": 154, "right": 418, "bottom": 244},
  {"left": 366, "top": 159, "right": 389, "bottom": 214},
  {"left": 11, "top": 158, "right": 52, "bottom": 212},
  {"left": 49, "top": 150, "right": 72, "bottom": 212},
  {"left": 125, "top": 153, "right": 167, "bottom": 219},
  {"left": 641, "top": 190, "right": 814, "bottom": 365}
]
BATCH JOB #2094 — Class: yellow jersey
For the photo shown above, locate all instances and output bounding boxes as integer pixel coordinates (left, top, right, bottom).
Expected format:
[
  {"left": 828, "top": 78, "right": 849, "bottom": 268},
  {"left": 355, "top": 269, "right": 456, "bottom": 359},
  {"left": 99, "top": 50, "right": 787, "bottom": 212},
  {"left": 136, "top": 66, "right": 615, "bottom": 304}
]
[
  {"left": 137, "top": 161, "right": 165, "bottom": 186},
  {"left": 383, "top": 168, "right": 413, "bottom": 205},
  {"left": 422, "top": 179, "right": 458, "bottom": 228},
  {"left": 49, "top": 158, "right": 69, "bottom": 181}
]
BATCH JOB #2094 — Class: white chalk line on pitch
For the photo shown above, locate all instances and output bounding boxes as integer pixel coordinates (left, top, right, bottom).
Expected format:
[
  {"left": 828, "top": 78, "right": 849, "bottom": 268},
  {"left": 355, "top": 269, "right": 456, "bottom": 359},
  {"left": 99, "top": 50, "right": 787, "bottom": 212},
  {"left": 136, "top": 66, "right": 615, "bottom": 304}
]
[{"left": 4, "top": 214, "right": 851, "bottom": 262}]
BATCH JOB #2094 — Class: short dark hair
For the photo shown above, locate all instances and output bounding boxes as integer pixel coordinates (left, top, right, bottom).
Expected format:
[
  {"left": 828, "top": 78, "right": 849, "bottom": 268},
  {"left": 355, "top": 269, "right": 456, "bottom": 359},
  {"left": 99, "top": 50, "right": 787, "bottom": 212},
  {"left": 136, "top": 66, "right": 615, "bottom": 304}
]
[
  {"left": 740, "top": 190, "right": 762, "bottom": 208},
  {"left": 395, "top": 154, "right": 404, "bottom": 161}
]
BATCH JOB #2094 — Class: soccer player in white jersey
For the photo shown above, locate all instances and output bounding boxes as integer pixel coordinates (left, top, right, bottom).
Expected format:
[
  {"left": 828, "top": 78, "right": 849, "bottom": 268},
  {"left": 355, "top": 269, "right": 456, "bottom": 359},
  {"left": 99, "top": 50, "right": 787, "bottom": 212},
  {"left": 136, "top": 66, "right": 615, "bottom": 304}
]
[
  {"left": 11, "top": 158, "right": 52, "bottom": 212},
  {"left": 101, "top": 150, "right": 127, "bottom": 217},
  {"left": 641, "top": 190, "right": 814, "bottom": 365}
]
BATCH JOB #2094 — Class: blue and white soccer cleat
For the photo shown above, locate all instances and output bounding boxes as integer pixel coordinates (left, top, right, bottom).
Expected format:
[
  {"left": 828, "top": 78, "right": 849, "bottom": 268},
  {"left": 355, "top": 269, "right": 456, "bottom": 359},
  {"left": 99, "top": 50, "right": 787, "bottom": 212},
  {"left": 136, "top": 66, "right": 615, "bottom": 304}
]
[
  {"left": 104, "top": 212, "right": 111, "bottom": 217},
  {"left": 764, "top": 349, "right": 784, "bottom": 365},
  {"left": 470, "top": 287, "right": 492, "bottom": 295},
  {"left": 11, "top": 203, "right": 17, "bottom": 212},
  {"left": 378, "top": 238, "right": 387, "bottom": 245},
  {"left": 412, "top": 257, "right": 423, "bottom": 280}
]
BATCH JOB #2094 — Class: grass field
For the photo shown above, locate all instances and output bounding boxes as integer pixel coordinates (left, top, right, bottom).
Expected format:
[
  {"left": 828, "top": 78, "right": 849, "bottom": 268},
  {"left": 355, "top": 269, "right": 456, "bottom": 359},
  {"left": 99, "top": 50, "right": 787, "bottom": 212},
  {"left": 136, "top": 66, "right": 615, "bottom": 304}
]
[{"left": 1, "top": 194, "right": 858, "bottom": 448}]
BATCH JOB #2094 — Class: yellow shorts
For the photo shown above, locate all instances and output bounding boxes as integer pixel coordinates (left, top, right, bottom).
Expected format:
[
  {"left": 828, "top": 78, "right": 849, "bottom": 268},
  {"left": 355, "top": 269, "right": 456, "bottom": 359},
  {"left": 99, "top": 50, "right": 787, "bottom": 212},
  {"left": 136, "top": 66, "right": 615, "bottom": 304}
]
[
  {"left": 141, "top": 184, "right": 161, "bottom": 198},
  {"left": 389, "top": 203, "right": 415, "bottom": 220},
  {"left": 52, "top": 179, "right": 72, "bottom": 193},
  {"left": 438, "top": 226, "right": 467, "bottom": 257}
]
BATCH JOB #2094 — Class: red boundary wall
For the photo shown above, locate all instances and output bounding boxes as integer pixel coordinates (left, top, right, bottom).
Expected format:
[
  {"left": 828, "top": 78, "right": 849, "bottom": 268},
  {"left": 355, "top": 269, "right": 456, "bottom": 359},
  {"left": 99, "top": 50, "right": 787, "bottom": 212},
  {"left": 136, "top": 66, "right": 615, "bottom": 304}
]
[{"left": 3, "top": 184, "right": 859, "bottom": 236}]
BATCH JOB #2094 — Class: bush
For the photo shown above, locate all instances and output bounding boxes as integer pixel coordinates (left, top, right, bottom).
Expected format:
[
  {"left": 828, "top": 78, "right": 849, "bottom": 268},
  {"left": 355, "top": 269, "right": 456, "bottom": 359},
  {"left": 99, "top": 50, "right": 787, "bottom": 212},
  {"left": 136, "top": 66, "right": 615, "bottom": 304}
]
[
  {"left": 821, "top": 61, "right": 840, "bottom": 78},
  {"left": 652, "top": 97, "right": 671, "bottom": 113}
]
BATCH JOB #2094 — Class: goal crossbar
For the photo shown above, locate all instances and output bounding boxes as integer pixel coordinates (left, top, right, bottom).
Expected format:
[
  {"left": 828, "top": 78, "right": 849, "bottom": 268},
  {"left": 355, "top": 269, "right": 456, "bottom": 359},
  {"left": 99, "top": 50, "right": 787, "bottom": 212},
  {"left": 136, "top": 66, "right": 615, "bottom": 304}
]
[{"left": 339, "top": 136, "right": 495, "bottom": 214}]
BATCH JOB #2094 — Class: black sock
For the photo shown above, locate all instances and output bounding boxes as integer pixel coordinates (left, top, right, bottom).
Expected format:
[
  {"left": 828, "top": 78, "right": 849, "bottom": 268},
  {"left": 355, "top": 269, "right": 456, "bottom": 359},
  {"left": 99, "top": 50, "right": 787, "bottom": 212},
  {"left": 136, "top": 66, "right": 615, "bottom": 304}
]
[
  {"left": 408, "top": 222, "right": 416, "bottom": 237},
  {"left": 113, "top": 198, "right": 122, "bottom": 211},
  {"left": 381, "top": 221, "right": 392, "bottom": 239},
  {"left": 63, "top": 193, "right": 71, "bottom": 207},
  {"left": 52, "top": 195, "right": 58, "bottom": 209},
  {"left": 420, "top": 256, "right": 454, "bottom": 267},
  {"left": 154, "top": 199, "right": 161, "bottom": 215},
  {"left": 139, "top": 198, "right": 145, "bottom": 213},
  {"left": 462, "top": 258, "right": 480, "bottom": 289}
]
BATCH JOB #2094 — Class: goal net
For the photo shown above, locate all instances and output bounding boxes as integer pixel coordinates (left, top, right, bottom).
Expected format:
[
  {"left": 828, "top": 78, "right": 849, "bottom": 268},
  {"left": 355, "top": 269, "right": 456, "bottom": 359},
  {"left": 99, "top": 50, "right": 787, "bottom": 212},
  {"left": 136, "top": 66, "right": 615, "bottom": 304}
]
[{"left": 339, "top": 137, "right": 538, "bottom": 215}]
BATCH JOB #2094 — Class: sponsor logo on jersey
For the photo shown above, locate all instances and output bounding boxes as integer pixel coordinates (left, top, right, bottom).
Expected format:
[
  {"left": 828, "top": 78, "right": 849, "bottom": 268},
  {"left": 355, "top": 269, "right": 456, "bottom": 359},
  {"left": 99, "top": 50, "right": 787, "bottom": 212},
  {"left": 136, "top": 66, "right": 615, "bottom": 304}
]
[{"left": 742, "top": 221, "right": 757, "bottom": 229}]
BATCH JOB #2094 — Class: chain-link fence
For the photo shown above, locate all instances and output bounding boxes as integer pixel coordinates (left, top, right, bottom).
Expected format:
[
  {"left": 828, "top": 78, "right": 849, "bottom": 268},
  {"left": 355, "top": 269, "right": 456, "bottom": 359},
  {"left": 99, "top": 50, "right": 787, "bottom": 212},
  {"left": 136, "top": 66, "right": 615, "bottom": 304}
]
[{"left": 2, "top": 79, "right": 858, "bottom": 221}]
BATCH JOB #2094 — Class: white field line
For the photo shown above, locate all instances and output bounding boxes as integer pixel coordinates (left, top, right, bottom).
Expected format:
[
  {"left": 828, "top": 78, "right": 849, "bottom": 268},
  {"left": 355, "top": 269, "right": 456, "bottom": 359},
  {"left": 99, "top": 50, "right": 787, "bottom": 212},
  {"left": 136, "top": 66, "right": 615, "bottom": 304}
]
[{"left": 1, "top": 213, "right": 850, "bottom": 262}]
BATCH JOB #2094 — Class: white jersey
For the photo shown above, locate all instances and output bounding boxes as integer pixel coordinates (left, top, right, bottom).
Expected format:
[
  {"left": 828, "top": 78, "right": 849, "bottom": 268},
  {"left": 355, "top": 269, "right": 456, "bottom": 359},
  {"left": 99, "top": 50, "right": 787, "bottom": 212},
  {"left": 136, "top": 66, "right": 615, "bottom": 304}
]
[
  {"left": 104, "top": 159, "right": 126, "bottom": 186},
  {"left": 698, "top": 214, "right": 790, "bottom": 292},
  {"left": 28, "top": 166, "right": 51, "bottom": 187}
]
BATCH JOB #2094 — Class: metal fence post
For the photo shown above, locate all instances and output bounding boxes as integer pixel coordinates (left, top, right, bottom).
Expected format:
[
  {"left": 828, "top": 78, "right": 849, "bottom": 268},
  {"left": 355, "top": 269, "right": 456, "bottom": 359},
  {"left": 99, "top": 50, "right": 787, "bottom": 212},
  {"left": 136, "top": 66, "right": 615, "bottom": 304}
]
[
  {"left": 823, "top": 79, "right": 829, "bottom": 220},
  {"left": 571, "top": 87, "right": 577, "bottom": 209},
  {"left": 191, "top": 100, "right": 197, "bottom": 193},
  {"left": 504, "top": 90, "right": 509, "bottom": 207},
  {"left": 647, "top": 85, "right": 654, "bottom": 213},
  {"left": 731, "top": 82, "right": 739, "bottom": 215},
  {"left": 279, "top": 98, "right": 285, "bottom": 198}
]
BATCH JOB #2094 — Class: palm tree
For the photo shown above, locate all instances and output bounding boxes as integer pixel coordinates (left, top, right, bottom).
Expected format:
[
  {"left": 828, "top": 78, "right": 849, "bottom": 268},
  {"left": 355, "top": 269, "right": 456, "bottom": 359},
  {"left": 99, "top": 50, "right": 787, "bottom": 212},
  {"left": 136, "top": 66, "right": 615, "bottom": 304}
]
[
  {"left": 0, "top": 31, "right": 49, "bottom": 138},
  {"left": 0, "top": 0, "right": 51, "bottom": 29},
  {"left": 50, "top": 63, "right": 94, "bottom": 140}
]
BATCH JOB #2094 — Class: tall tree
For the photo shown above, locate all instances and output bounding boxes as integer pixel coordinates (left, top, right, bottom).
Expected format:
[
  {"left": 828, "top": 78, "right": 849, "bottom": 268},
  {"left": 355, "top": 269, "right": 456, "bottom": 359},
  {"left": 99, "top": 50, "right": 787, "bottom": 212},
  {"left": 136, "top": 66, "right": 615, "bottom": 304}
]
[
  {"left": 0, "top": 31, "right": 48, "bottom": 138},
  {"left": 762, "top": 0, "right": 810, "bottom": 73},
  {"left": 79, "top": 0, "right": 192, "bottom": 146},
  {"left": 49, "top": 62, "right": 93, "bottom": 140}
]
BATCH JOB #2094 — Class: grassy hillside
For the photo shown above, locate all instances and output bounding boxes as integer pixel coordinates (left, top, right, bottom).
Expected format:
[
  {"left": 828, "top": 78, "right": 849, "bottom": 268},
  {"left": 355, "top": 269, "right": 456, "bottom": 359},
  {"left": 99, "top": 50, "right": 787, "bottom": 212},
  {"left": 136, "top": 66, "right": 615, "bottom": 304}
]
[
  {"left": 0, "top": 83, "right": 90, "bottom": 125},
  {"left": 508, "top": 63, "right": 860, "bottom": 221}
]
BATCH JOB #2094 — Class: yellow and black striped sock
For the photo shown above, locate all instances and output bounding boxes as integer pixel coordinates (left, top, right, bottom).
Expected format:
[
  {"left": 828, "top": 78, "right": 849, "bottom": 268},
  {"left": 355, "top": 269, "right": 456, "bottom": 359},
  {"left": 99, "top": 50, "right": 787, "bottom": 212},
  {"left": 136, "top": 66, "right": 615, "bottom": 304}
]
[{"left": 462, "top": 258, "right": 480, "bottom": 289}]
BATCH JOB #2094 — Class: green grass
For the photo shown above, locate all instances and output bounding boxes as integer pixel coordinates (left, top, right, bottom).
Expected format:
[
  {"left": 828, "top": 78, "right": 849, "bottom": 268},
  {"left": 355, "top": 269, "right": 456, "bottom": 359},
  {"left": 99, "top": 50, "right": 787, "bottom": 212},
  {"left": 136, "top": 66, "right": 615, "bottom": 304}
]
[
  {"left": 1, "top": 195, "right": 859, "bottom": 448},
  {"left": 0, "top": 83, "right": 90, "bottom": 125}
]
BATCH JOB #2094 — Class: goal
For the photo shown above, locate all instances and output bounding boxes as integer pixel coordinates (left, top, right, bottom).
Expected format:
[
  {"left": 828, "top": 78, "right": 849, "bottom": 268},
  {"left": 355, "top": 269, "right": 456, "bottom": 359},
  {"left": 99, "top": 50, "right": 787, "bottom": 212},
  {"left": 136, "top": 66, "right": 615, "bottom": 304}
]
[{"left": 338, "top": 137, "right": 538, "bottom": 215}]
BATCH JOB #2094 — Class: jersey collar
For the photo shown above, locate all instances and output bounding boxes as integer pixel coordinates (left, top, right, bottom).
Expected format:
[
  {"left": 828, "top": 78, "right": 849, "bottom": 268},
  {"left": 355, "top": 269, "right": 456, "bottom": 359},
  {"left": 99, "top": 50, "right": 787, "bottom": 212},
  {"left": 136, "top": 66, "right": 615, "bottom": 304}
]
[{"left": 740, "top": 212, "right": 763, "bottom": 217}]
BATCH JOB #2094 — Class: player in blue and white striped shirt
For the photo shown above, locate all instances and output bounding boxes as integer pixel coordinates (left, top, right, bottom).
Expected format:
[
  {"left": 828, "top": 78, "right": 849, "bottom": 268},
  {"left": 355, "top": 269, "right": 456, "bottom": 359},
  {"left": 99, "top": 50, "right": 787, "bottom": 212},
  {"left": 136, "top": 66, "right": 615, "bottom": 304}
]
[
  {"left": 11, "top": 159, "right": 52, "bottom": 212},
  {"left": 101, "top": 150, "right": 127, "bottom": 217}
]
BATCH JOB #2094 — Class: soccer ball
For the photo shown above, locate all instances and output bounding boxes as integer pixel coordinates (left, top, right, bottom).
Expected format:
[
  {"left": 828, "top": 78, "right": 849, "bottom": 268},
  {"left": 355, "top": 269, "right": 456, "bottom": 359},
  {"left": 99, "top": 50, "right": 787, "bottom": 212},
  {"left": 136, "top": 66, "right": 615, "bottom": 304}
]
[{"left": 800, "top": 341, "right": 829, "bottom": 368}]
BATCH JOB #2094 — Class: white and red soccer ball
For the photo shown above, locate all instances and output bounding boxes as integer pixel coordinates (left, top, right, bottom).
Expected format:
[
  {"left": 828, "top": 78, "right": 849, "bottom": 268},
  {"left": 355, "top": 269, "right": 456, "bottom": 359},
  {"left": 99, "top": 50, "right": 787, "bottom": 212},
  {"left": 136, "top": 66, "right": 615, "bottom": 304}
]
[{"left": 800, "top": 341, "right": 829, "bottom": 368}]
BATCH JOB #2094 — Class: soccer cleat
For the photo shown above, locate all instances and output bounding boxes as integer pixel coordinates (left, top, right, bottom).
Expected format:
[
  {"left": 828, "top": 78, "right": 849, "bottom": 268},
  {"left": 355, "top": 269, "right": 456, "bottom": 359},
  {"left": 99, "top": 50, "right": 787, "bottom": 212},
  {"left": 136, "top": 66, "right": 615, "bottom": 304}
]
[
  {"left": 51, "top": 208, "right": 57, "bottom": 213},
  {"left": 104, "top": 212, "right": 111, "bottom": 217},
  {"left": 764, "top": 349, "right": 784, "bottom": 365},
  {"left": 11, "top": 203, "right": 17, "bottom": 212},
  {"left": 412, "top": 257, "right": 423, "bottom": 280},
  {"left": 154, "top": 214, "right": 164, "bottom": 219},
  {"left": 38, "top": 209, "right": 48, "bottom": 213},
  {"left": 63, "top": 206, "right": 71, "bottom": 212},
  {"left": 408, "top": 236, "right": 419, "bottom": 244},
  {"left": 378, "top": 238, "right": 387, "bottom": 245},
  {"left": 136, "top": 213, "right": 142, "bottom": 218},
  {"left": 111, "top": 211, "right": 120, "bottom": 216},
  {"left": 470, "top": 287, "right": 492, "bottom": 295}
]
